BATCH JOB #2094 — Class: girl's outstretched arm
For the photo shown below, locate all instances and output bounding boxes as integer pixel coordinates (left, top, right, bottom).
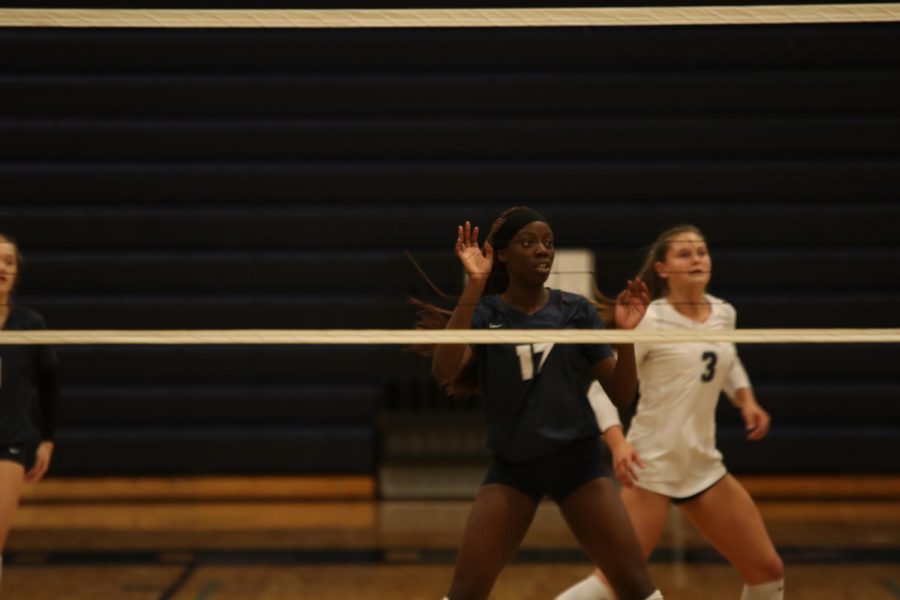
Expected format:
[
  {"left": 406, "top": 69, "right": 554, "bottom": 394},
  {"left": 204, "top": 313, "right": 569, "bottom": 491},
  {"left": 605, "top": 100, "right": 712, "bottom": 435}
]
[
  {"left": 432, "top": 221, "right": 493, "bottom": 383},
  {"left": 593, "top": 278, "right": 649, "bottom": 410}
]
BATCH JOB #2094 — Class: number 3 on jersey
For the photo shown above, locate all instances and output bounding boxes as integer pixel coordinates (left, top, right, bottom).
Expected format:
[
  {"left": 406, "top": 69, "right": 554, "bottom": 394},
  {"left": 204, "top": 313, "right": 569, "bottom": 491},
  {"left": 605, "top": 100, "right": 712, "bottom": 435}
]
[
  {"left": 515, "top": 343, "right": 554, "bottom": 381},
  {"left": 701, "top": 351, "right": 718, "bottom": 382}
]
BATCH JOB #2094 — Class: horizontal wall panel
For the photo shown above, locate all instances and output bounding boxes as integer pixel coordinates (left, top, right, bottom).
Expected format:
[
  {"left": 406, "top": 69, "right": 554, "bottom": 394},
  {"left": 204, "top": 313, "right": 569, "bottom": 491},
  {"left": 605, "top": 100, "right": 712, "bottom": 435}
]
[
  {"left": 715, "top": 383, "right": 900, "bottom": 426},
  {"left": 5, "top": 205, "right": 899, "bottom": 250},
  {"left": 52, "top": 345, "right": 424, "bottom": 385},
  {"left": 56, "top": 383, "right": 380, "bottom": 426},
  {"left": 718, "top": 427, "right": 900, "bottom": 473},
  {"left": 4, "top": 117, "right": 899, "bottom": 161},
  {"left": 20, "top": 251, "right": 454, "bottom": 294},
  {"left": 24, "top": 295, "right": 411, "bottom": 328},
  {"left": 20, "top": 249, "right": 900, "bottom": 295},
  {"left": 3, "top": 24, "right": 900, "bottom": 72},
  {"left": 18, "top": 292, "right": 900, "bottom": 328},
  {"left": 2, "top": 71, "right": 898, "bottom": 117},
  {"left": 736, "top": 344, "right": 900, "bottom": 382},
  {"left": 2, "top": 160, "right": 899, "bottom": 204},
  {"left": 50, "top": 426, "right": 375, "bottom": 475},
  {"left": 42, "top": 342, "right": 900, "bottom": 385}
]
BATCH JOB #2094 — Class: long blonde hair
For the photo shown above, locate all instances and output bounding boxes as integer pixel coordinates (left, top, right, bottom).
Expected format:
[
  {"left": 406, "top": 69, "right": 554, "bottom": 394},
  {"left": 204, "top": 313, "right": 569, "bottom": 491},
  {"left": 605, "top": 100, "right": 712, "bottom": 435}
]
[{"left": 635, "top": 224, "right": 705, "bottom": 300}]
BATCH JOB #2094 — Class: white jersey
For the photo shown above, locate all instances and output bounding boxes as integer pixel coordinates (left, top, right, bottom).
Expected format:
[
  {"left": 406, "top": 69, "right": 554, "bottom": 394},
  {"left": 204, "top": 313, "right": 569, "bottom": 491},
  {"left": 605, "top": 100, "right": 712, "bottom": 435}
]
[{"left": 588, "top": 294, "right": 751, "bottom": 498}]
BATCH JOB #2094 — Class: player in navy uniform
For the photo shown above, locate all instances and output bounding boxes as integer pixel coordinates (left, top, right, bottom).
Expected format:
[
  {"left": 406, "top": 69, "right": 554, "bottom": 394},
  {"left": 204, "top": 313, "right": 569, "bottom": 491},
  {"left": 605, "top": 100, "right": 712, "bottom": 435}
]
[
  {"left": 0, "top": 234, "right": 59, "bottom": 583},
  {"left": 421, "top": 208, "right": 662, "bottom": 600}
]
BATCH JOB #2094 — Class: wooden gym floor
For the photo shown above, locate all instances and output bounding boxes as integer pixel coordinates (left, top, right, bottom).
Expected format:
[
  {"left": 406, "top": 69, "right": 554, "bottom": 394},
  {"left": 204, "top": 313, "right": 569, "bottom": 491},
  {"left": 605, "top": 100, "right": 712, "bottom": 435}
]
[{"left": 3, "top": 475, "right": 899, "bottom": 599}]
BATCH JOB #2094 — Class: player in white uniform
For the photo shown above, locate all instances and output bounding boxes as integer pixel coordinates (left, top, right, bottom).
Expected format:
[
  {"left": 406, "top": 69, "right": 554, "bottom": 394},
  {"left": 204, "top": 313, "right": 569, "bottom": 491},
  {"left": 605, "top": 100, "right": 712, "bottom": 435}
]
[{"left": 557, "top": 225, "right": 784, "bottom": 600}]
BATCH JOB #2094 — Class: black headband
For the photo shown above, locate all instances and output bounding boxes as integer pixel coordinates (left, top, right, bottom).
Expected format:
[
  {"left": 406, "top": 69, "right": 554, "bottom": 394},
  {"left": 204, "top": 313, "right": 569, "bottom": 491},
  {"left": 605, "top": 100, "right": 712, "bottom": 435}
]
[{"left": 491, "top": 208, "right": 547, "bottom": 250}]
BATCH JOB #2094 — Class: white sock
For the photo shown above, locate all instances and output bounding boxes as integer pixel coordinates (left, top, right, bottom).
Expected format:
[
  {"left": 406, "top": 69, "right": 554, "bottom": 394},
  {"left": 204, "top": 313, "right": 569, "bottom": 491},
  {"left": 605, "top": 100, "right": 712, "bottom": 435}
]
[
  {"left": 741, "top": 579, "right": 784, "bottom": 600},
  {"left": 555, "top": 574, "right": 613, "bottom": 600},
  {"left": 643, "top": 591, "right": 664, "bottom": 600}
]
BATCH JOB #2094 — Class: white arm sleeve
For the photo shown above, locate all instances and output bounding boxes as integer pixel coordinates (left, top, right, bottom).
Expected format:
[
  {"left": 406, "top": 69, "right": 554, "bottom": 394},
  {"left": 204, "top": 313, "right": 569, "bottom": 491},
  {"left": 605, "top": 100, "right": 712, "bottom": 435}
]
[
  {"left": 588, "top": 380, "right": 622, "bottom": 432},
  {"left": 723, "top": 355, "right": 752, "bottom": 400}
]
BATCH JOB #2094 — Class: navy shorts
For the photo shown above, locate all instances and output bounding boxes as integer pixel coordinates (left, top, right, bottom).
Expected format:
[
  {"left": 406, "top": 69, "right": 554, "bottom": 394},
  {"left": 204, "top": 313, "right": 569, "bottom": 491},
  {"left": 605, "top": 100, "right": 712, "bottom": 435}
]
[
  {"left": 483, "top": 436, "right": 610, "bottom": 504},
  {"left": 0, "top": 443, "right": 37, "bottom": 471},
  {"left": 671, "top": 474, "right": 728, "bottom": 505}
]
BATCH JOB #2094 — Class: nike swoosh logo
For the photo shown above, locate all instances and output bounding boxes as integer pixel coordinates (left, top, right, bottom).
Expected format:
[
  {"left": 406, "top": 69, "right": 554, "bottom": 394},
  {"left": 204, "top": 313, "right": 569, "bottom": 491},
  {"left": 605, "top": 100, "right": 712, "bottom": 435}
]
[{"left": 489, "top": 323, "right": 504, "bottom": 328}]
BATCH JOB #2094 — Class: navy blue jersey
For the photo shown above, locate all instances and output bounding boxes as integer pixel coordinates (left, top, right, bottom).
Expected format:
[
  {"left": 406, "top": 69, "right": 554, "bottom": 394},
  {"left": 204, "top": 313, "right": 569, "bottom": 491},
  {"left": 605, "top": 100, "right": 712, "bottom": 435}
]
[
  {"left": 471, "top": 290, "right": 613, "bottom": 462},
  {"left": 0, "top": 306, "right": 59, "bottom": 445}
]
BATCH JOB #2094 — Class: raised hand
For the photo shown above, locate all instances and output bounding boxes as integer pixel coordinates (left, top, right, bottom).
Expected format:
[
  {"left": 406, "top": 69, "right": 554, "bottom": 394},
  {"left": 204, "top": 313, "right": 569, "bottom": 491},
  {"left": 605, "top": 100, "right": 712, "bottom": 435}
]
[
  {"left": 455, "top": 221, "right": 494, "bottom": 281},
  {"left": 615, "top": 277, "right": 650, "bottom": 330}
]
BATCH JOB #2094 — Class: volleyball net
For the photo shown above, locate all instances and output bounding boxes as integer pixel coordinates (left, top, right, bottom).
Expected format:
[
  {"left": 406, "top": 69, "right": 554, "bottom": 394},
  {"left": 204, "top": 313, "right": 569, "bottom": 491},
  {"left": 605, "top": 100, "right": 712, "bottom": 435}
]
[
  {"left": 0, "top": 328, "right": 899, "bottom": 345},
  {"left": 1, "top": 4, "right": 899, "bottom": 28}
]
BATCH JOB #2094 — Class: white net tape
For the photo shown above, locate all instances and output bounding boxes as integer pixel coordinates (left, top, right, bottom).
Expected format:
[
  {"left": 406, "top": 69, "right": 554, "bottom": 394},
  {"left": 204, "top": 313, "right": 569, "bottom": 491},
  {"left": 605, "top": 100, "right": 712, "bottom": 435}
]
[
  {"left": 0, "top": 328, "right": 897, "bottom": 345},
  {"left": 1, "top": 5, "right": 899, "bottom": 28}
]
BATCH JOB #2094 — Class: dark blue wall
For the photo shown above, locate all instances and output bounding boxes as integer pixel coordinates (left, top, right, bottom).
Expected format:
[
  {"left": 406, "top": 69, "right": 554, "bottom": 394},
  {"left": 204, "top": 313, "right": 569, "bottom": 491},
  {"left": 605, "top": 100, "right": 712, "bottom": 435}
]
[{"left": 1, "top": 22, "right": 898, "bottom": 475}]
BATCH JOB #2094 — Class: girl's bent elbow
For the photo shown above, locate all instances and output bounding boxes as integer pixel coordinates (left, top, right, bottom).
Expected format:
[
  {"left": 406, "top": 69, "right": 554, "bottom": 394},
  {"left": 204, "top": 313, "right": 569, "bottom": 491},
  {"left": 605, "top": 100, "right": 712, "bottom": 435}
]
[{"left": 612, "top": 392, "right": 636, "bottom": 412}]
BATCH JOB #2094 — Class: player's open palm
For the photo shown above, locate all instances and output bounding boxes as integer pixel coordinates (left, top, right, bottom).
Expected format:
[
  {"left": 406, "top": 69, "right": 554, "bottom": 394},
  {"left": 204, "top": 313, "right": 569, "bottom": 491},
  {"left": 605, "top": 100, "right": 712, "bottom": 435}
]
[{"left": 455, "top": 221, "right": 493, "bottom": 281}]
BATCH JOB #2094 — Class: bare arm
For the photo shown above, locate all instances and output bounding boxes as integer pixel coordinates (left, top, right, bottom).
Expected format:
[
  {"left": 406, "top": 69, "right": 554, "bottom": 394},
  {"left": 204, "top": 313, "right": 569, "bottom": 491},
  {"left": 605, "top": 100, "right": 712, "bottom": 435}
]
[
  {"left": 432, "top": 221, "right": 494, "bottom": 383},
  {"left": 602, "top": 424, "right": 644, "bottom": 487},
  {"left": 722, "top": 311, "right": 768, "bottom": 440},
  {"left": 592, "top": 278, "right": 649, "bottom": 410},
  {"left": 593, "top": 346, "right": 638, "bottom": 411},
  {"left": 432, "top": 276, "right": 486, "bottom": 382},
  {"left": 731, "top": 386, "right": 771, "bottom": 441},
  {"left": 27, "top": 345, "right": 59, "bottom": 483}
]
